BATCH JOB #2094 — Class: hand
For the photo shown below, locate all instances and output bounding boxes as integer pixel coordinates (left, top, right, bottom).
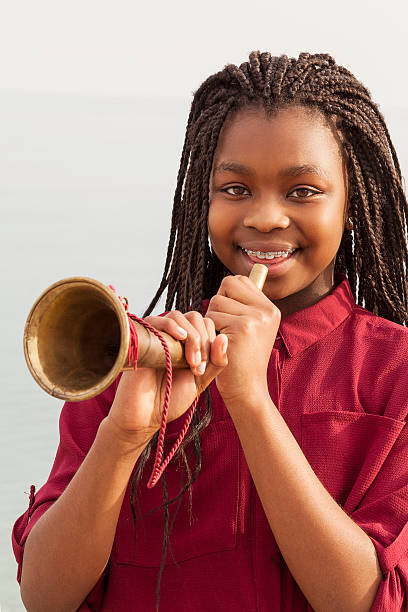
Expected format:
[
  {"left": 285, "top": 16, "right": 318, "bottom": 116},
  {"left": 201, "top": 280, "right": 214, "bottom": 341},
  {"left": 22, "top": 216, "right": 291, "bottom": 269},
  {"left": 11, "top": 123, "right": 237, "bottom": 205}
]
[
  {"left": 205, "top": 275, "right": 281, "bottom": 404},
  {"left": 106, "top": 311, "right": 229, "bottom": 450}
]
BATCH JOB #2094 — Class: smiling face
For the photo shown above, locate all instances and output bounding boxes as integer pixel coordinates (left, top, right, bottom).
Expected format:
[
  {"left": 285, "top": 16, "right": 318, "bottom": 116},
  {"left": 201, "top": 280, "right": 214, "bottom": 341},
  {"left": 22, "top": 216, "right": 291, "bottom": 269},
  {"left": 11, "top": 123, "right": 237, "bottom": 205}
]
[{"left": 208, "top": 105, "right": 349, "bottom": 317}]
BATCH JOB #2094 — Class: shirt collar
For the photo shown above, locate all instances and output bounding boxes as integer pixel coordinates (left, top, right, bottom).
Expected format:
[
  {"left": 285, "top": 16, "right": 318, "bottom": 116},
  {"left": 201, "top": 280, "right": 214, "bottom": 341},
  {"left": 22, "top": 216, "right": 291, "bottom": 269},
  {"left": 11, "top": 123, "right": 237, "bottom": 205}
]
[
  {"left": 278, "top": 273, "right": 355, "bottom": 357},
  {"left": 202, "top": 273, "right": 356, "bottom": 358}
]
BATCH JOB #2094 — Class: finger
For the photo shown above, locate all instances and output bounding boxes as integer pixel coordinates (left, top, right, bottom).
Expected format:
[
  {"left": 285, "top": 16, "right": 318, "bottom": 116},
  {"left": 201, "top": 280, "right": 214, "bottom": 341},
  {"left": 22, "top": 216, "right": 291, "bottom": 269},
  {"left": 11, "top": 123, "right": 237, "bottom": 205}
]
[
  {"left": 209, "top": 333, "right": 229, "bottom": 368},
  {"left": 203, "top": 316, "right": 216, "bottom": 343},
  {"left": 192, "top": 317, "right": 217, "bottom": 378},
  {"left": 208, "top": 293, "right": 250, "bottom": 317},
  {"left": 146, "top": 311, "right": 201, "bottom": 370},
  {"left": 217, "top": 275, "right": 267, "bottom": 305},
  {"left": 184, "top": 310, "right": 212, "bottom": 374},
  {"left": 143, "top": 315, "right": 188, "bottom": 341},
  {"left": 205, "top": 310, "right": 239, "bottom": 334},
  {"left": 165, "top": 311, "right": 204, "bottom": 371},
  {"left": 196, "top": 334, "right": 228, "bottom": 394}
]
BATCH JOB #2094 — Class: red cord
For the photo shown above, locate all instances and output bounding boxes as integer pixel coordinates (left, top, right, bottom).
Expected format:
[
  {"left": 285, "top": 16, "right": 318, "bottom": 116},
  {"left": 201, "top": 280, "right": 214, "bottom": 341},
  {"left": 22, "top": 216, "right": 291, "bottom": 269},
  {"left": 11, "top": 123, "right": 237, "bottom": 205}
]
[{"left": 110, "top": 286, "right": 197, "bottom": 488}]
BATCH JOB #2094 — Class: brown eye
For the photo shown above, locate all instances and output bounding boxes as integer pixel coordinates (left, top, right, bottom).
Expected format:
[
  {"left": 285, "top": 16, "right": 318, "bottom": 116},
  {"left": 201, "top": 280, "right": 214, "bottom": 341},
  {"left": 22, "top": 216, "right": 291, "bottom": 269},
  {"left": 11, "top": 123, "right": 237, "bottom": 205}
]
[
  {"left": 289, "top": 187, "right": 319, "bottom": 198},
  {"left": 224, "top": 185, "right": 250, "bottom": 196}
]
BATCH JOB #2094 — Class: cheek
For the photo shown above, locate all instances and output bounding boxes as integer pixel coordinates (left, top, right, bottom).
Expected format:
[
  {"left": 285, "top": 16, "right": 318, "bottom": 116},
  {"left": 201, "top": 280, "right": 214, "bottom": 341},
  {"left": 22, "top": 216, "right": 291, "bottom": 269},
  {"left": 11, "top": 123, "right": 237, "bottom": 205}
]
[
  {"left": 208, "top": 203, "right": 231, "bottom": 248},
  {"left": 304, "top": 205, "right": 344, "bottom": 246}
]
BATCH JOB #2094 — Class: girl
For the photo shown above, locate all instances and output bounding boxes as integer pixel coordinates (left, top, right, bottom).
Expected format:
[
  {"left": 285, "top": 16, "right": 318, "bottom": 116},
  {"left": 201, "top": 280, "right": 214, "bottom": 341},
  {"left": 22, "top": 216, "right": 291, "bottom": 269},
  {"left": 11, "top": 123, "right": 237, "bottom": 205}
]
[{"left": 13, "top": 51, "right": 408, "bottom": 611}]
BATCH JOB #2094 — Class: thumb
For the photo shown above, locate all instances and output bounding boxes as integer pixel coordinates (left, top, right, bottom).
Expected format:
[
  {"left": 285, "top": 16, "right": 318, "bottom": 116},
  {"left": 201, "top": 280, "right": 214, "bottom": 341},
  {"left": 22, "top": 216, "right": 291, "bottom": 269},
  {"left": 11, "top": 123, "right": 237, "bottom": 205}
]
[{"left": 196, "top": 333, "right": 228, "bottom": 394}]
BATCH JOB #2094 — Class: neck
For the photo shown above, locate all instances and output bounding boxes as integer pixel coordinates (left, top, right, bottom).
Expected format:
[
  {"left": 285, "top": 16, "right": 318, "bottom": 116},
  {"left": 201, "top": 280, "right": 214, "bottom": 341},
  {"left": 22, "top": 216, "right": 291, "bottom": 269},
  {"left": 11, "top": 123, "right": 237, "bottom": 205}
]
[{"left": 272, "top": 265, "right": 336, "bottom": 319}]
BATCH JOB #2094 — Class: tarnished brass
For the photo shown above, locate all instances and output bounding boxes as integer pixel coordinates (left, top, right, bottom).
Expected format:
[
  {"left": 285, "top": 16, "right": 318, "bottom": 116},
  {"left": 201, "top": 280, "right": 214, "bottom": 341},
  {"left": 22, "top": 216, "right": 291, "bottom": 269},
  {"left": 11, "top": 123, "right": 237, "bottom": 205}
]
[
  {"left": 23, "top": 277, "right": 188, "bottom": 402},
  {"left": 24, "top": 265, "right": 267, "bottom": 402}
]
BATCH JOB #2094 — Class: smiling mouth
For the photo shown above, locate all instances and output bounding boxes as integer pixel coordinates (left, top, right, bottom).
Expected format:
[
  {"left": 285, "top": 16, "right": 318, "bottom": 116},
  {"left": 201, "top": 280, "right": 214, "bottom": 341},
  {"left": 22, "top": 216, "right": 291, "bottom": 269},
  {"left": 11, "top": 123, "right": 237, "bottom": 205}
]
[{"left": 239, "top": 246, "right": 299, "bottom": 264}]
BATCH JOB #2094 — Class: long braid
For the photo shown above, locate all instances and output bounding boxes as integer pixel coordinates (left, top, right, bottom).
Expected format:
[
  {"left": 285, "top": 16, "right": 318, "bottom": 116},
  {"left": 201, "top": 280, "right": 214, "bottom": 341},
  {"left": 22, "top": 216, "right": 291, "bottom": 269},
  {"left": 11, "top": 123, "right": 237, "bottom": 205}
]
[
  {"left": 151, "top": 50, "right": 408, "bottom": 323},
  {"left": 136, "top": 50, "right": 408, "bottom": 610}
]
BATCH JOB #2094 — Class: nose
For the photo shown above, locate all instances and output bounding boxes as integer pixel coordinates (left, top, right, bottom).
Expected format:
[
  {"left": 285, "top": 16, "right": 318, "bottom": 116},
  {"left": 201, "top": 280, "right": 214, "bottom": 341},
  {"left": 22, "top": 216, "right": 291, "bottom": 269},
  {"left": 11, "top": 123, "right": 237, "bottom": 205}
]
[{"left": 243, "top": 196, "right": 290, "bottom": 232}]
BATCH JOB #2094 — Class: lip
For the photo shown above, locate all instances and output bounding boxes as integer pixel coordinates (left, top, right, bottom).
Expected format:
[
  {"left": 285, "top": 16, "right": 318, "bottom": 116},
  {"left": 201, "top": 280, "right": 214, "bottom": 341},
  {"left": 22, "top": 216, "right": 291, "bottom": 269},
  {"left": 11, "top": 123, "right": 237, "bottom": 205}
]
[{"left": 239, "top": 246, "right": 299, "bottom": 277}]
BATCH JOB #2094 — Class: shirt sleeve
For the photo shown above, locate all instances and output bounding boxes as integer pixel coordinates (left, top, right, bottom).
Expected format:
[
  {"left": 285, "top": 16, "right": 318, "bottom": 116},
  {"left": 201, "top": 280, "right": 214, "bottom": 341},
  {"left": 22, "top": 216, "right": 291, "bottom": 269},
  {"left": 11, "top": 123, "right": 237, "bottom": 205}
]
[
  {"left": 348, "top": 419, "right": 408, "bottom": 610},
  {"left": 11, "top": 379, "right": 119, "bottom": 608}
]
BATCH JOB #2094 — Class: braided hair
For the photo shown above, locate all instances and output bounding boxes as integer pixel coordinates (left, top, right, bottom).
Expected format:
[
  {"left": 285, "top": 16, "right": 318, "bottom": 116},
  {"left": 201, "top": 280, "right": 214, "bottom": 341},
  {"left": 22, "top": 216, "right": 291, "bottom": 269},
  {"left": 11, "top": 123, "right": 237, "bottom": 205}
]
[
  {"left": 146, "top": 50, "right": 408, "bottom": 321},
  {"left": 134, "top": 51, "right": 408, "bottom": 610}
]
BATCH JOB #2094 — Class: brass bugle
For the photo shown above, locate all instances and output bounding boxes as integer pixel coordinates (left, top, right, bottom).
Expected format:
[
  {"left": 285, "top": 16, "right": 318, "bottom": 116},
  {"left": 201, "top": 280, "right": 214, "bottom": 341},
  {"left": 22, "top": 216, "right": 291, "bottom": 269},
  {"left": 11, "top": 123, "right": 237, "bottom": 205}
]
[{"left": 23, "top": 265, "right": 268, "bottom": 402}]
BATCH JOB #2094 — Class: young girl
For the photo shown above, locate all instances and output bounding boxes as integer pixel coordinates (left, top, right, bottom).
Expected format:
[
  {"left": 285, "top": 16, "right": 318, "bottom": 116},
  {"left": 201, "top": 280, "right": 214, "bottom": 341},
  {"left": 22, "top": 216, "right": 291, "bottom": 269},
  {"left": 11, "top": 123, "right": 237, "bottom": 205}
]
[{"left": 13, "top": 51, "right": 408, "bottom": 611}]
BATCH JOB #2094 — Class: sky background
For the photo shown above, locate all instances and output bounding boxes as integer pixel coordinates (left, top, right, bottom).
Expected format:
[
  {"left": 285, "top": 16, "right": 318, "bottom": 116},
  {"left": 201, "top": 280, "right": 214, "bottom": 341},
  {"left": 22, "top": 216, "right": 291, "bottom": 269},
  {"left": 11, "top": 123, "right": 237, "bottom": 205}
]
[
  {"left": 1, "top": 1, "right": 408, "bottom": 610},
  {"left": 0, "top": 0, "right": 407, "bottom": 103}
]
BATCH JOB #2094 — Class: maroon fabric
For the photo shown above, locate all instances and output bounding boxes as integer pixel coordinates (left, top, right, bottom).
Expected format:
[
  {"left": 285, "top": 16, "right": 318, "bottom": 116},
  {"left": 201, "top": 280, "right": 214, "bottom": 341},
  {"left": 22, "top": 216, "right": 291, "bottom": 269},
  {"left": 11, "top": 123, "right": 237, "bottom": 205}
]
[{"left": 12, "top": 273, "right": 408, "bottom": 610}]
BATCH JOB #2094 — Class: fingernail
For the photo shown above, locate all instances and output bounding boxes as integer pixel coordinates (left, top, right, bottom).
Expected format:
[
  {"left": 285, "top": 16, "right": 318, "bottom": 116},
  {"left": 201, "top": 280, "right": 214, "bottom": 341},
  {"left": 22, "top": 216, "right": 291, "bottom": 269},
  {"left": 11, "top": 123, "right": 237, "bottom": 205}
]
[
  {"left": 176, "top": 326, "right": 187, "bottom": 338},
  {"left": 197, "top": 361, "right": 207, "bottom": 375},
  {"left": 194, "top": 349, "right": 201, "bottom": 366},
  {"left": 221, "top": 337, "right": 228, "bottom": 354}
]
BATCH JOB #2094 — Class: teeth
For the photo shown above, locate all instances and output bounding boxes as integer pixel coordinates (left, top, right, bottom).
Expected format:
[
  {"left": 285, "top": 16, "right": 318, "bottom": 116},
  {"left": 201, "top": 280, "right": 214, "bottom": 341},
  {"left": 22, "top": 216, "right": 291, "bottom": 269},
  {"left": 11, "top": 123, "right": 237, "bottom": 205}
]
[{"left": 243, "top": 247, "right": 295, "bottom": 260}]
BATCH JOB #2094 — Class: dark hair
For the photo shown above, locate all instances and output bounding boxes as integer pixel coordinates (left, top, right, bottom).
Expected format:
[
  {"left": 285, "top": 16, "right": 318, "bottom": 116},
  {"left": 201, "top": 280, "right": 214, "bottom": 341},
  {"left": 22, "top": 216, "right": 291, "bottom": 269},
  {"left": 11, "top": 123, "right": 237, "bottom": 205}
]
[{"left": 133, "top": 51, "right": 408, "bottom": 609}]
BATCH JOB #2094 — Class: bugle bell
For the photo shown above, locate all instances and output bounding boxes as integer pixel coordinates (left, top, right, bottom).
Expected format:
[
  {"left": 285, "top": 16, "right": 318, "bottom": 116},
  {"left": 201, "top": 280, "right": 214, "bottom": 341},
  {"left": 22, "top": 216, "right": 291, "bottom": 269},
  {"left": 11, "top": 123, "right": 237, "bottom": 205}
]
[{"left": 23, "top": 265, "right": 268, "bottom": 403}]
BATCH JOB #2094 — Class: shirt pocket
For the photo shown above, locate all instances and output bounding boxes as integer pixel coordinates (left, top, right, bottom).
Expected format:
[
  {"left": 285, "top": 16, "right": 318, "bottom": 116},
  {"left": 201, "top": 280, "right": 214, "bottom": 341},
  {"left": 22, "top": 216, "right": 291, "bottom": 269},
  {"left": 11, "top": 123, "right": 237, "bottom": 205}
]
[
  {"left": 113, "top": 418, "right": 240, "bottom": 567},
  {"left": 300, "top": 410, "right": 404, "bottom": 512}
]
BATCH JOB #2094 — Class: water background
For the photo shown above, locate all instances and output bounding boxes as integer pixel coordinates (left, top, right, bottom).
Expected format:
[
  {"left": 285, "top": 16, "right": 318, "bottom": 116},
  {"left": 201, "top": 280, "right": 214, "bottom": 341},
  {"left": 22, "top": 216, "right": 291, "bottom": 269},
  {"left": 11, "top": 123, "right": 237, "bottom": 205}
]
[{"left": 1, "top": 92, "right": 407, "bottom": 611}]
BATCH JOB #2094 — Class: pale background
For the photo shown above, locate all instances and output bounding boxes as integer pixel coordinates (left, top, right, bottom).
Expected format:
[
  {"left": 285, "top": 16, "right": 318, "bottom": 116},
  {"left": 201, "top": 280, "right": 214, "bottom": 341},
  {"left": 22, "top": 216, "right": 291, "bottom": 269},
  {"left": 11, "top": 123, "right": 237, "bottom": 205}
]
[{"left": 1, "top": 0, "right": 408, "bottom": 609}]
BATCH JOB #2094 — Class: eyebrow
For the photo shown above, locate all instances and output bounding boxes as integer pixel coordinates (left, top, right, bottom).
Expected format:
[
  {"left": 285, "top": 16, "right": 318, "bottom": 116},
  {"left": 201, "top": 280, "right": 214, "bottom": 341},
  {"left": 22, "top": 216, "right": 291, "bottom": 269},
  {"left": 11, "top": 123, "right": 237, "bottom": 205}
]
[
  {"left": 281, "top": 164, "right": 328, "bottom": 180},
  {"left": 213, "top": 161, "right": 328, "bottom": 180},
  {"left": 213, "top": 161, "right": 254, "bottom": 176}
]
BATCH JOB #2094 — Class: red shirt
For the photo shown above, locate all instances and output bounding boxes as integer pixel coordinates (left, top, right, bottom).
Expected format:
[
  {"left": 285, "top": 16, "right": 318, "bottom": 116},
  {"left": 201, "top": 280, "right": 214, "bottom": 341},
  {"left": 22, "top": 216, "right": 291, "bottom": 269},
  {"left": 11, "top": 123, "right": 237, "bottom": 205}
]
[{"left": 12, "top": 273, "right": 408, "bottom": 610}]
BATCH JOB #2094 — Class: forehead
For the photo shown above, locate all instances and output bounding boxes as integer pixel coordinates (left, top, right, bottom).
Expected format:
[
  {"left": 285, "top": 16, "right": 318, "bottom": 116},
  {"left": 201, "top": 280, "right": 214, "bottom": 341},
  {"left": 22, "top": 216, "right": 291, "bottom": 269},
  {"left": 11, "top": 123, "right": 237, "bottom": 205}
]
[{"left": 212, "top": 106, "right": 344, "bottom": 175}]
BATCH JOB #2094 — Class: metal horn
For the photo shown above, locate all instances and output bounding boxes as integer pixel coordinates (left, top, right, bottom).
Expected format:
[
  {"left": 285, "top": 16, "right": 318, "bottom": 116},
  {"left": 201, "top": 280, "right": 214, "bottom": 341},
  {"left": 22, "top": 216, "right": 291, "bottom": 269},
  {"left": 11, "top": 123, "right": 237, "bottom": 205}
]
[{"left": 23, "top": 265, "right": 267, "bottom": 402}]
